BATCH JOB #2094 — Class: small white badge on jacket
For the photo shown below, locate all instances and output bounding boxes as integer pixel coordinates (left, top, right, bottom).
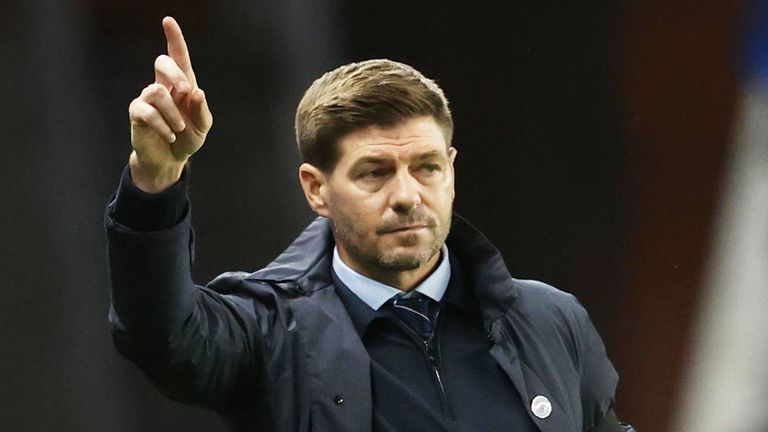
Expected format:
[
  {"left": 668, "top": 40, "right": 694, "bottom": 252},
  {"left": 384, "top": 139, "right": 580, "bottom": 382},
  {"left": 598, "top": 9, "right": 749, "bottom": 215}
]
[{"left": 531, "top": 395, "right": 552, "bottom": 419}]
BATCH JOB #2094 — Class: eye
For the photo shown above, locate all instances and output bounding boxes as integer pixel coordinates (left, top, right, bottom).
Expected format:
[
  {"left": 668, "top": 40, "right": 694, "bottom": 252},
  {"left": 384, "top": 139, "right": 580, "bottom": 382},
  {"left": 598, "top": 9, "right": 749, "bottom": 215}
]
[
  {"left": 358, "top": 167, "right": 392, "bottom": 180},
  {"left": 366, "top": 168, "right": 387, "bottom": 178},
  {"left": 420, "top": 163, "right": 441, "bottom": 174}
]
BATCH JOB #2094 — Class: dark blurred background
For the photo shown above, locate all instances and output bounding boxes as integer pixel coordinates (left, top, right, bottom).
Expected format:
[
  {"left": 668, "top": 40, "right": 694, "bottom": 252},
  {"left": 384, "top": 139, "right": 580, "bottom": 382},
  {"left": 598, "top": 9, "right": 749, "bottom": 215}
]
[{"left": 2, "top": 1, "right": 765, "bottom": 431}]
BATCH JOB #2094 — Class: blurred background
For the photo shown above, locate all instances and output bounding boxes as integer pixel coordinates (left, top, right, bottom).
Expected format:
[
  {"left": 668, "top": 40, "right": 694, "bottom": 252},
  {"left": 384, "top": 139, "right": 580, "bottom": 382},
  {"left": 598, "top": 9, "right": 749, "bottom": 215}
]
[{"left": 1, "top": 1, "right": 766, "bottom": 431}]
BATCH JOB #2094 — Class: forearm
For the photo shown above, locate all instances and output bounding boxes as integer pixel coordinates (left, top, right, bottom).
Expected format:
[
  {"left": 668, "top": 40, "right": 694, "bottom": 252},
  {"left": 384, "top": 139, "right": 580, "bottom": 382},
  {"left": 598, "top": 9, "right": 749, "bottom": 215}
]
[
  {"left": 106, "top": 164, "right": 196, "bottom": 341},
  {"left": 105, "top": 166, "right": 264, "bottom": 407}
]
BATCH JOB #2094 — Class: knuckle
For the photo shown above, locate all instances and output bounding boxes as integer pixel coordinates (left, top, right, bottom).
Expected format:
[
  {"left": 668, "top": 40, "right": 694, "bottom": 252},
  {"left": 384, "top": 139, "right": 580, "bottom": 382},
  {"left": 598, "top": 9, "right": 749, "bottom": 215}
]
[
  {"left": 128, "top": 99, "right": 144, "bottom": 121},
  {"left": 143, "top": 83, "right": 167, "bottom": 99},
  {"left": 130, "top": 104, "right": 153, "bottom": 124},
  {"left": 154, "top": 54, "right": 169, "bottom": 68}
]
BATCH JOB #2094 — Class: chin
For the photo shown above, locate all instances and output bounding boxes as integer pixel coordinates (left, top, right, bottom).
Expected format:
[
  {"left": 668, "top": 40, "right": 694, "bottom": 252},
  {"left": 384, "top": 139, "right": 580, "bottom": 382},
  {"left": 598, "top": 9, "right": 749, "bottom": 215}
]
[
  {"left": 377, "top": 256, "right": 425, "bottom": 271},
  {"left": 376, "top": 245, "right": 440, "bottom": 271}
]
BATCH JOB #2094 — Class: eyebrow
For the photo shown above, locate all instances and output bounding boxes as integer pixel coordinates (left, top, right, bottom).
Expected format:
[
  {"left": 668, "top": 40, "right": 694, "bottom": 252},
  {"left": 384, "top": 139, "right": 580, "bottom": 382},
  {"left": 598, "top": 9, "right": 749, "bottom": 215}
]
[
  {"left": 352, "top": 150, "right": 446, "bottom": 165},
  {"left": 353, "top": 156, "right": 390, "bottom": 165},
  {"left": 412, "top": 150, "right": 446, "bottom": 161}
]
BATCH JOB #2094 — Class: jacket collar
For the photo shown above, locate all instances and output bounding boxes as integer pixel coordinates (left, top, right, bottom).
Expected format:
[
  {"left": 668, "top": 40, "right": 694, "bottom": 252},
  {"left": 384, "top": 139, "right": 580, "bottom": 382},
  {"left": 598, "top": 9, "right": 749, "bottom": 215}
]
[{"left": 246, "top": 214, "right": 520, "bottom": 325}]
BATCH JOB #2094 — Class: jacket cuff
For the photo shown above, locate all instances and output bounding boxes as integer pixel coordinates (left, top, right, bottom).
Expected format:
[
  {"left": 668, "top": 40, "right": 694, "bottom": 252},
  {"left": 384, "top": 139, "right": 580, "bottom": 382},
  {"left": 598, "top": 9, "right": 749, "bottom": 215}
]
[
  {"left": 593, "top": 407, "right": 636, "bottom": 432},
  {"left": 111, "top": 164, "right": 190, "bottom": 231}
]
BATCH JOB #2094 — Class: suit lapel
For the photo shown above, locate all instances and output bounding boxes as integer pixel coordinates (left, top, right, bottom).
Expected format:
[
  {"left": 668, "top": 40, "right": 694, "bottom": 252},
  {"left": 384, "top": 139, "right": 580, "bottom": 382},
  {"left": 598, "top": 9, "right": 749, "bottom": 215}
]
[
  {"left": 299, "top": 286, "right": 372, "bottom": 432},
  {"left": 489, "top": 319, "right": 578, "bottom": 432}
]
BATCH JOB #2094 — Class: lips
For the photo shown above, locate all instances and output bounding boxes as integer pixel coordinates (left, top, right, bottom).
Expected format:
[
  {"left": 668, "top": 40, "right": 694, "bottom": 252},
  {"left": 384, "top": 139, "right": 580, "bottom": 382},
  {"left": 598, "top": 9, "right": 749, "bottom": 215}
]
[
  {"left": 386, "top": 225, "right": 427, "bottom": 233},
  {"left": 377, "top": 213, "right": 436, "bottom": 235},
  {"left": 379, "top": 222, "right": 435, "bottom": 235}
]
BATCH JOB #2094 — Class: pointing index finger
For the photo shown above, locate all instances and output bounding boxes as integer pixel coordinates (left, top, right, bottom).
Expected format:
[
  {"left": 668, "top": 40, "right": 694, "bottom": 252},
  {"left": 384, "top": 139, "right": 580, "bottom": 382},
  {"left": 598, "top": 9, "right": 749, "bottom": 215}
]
[{"left": 162, "top": 17, "right": 196, "bottom": 87}]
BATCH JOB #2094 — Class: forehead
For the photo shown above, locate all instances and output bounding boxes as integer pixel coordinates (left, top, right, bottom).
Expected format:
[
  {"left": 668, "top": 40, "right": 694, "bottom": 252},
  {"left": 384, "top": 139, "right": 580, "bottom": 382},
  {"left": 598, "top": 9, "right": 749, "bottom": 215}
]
[{"left": 336, "top": 116, "right": 448, "bottom": 163}]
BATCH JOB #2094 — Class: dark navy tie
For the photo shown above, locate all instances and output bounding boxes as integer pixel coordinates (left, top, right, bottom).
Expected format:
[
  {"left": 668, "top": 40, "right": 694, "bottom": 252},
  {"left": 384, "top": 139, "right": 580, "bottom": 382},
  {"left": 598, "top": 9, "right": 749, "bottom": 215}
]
[{"left": 387, "top": 292, "right": 435, "bottom": 339}]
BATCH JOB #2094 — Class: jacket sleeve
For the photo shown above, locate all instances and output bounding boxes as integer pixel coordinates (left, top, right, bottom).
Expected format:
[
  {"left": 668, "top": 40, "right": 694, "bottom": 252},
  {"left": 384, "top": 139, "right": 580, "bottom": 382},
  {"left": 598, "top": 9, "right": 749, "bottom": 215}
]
[
  {"left": 572, "top": 300, "right": 635, "bottom": 431},
  {"left": 593, "top": 408, "right": 637, "bottom": 432},
  {"left": 105, "top": 172, "right": 270, "bottom": 411}
]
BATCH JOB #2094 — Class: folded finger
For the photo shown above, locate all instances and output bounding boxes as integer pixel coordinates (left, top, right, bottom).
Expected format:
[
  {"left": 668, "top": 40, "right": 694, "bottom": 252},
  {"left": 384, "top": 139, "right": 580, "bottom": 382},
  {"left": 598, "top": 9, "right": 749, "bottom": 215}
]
[
  {"left": 140, "top": 83, "right": 186, "bottom": 132},
  {"left": 154, "top": 55, "right": 190, "bottom": 96},
  {"left": 129, "top": 98, "right": 177, "bottom": 143}
]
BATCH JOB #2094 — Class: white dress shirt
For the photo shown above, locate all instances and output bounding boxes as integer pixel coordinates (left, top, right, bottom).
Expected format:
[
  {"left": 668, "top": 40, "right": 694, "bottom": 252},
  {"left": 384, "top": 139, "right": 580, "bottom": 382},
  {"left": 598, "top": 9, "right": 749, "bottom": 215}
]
[{"left": 332, "top": 244, "right": 451, "bottom": 311}]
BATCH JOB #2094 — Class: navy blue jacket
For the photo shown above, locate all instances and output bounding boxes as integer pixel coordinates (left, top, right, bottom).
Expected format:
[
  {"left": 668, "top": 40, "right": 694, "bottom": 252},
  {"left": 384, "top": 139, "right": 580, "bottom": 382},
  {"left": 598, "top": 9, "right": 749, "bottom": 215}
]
[{"left": 106, "top": 201, "right": 633, "bottom": 431}]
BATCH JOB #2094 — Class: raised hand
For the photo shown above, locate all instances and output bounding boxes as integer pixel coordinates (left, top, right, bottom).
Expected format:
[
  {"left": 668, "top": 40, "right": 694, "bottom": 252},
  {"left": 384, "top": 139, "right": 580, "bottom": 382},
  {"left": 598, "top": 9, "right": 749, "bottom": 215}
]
[{"left": 128, "top": 16, "right": 213, "bottom": 192}]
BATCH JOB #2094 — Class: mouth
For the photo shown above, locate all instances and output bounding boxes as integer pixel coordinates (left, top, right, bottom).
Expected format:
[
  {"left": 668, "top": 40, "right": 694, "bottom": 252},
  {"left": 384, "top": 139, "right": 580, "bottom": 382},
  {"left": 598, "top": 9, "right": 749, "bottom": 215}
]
[{"left": 382, "top": 225, "right": 429, "bottom": 234}]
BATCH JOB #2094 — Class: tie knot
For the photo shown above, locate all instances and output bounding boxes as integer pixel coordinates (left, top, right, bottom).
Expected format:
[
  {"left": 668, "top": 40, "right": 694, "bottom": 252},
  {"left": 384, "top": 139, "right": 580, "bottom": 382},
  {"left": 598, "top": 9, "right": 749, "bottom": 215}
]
[
  {"left": 388, "top": 291, "right": 435, "bottom": 339},
  {"left": 392, "top": 291, "right": 428, "bottom": 310}
]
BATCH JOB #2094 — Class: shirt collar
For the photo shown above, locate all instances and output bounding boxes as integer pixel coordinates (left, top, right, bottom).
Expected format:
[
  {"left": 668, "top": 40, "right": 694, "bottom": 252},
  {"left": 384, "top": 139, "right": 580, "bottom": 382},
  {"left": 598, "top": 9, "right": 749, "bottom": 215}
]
[{"left": 332, "top": 244, "right": 451, "bottom": 311}]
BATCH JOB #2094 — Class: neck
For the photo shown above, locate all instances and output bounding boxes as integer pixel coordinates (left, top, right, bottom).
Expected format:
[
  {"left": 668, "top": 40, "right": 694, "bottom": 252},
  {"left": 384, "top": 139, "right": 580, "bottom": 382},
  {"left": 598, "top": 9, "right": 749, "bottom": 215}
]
[{"left": 337, "top": 249, "right": 442, "bottom": 291}]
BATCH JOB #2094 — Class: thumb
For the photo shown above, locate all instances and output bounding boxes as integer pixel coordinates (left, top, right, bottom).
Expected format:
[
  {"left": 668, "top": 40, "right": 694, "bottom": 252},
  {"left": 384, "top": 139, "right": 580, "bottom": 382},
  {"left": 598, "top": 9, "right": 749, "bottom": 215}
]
[{"left": 187, "top": 88, "right": 213, "bottom": 134}]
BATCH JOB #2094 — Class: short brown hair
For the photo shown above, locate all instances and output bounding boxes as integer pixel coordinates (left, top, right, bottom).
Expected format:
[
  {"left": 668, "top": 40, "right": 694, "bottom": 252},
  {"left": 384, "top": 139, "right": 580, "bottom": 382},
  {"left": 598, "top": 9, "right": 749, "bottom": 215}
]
[{"left": 295, "top": 59, "right": 453, "bottom": 172}]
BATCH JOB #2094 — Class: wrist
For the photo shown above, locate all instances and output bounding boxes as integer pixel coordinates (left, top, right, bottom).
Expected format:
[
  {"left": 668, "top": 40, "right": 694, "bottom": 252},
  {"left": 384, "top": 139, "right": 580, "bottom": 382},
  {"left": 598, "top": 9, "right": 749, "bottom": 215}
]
[{"left": 128, "top": 152, "right": 186, "bottom": 193}]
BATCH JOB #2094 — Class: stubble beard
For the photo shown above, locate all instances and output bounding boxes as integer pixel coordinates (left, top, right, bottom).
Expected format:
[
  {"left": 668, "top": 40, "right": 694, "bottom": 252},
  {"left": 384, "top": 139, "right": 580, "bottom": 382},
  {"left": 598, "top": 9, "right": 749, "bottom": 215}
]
[
  {"left": 375, "top": 227, "right": 446, "bottom": 270},
  {"left": 331, "top": 210, "right": 452, "bottom": 272}
]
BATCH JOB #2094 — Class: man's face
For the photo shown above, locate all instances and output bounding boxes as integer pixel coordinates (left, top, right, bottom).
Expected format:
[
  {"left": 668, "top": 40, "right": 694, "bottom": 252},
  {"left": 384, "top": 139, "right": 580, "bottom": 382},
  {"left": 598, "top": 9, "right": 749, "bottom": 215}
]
[{"left": 321, "top": 116, "right": 457, "bottom": 276}]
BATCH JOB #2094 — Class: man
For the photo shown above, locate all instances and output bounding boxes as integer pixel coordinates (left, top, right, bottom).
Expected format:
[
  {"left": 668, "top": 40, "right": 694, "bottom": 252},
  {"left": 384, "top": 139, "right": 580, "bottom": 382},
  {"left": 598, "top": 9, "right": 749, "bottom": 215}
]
[{"left": 106, "top": 17, "right": 634, "bottom": 432}]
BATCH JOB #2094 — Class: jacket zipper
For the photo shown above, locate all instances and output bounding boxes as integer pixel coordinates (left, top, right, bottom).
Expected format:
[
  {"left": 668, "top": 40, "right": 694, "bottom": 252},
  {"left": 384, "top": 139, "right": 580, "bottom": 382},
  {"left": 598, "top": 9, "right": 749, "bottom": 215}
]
[
  {"left": 392, "top": 307, "right": 454, "bottom": 418},
  {"left": 425, "top": 339, "right": 450, "bottom": 415},
  {"left": 422, "top": 310, "right": 454, "bottom": 418}
]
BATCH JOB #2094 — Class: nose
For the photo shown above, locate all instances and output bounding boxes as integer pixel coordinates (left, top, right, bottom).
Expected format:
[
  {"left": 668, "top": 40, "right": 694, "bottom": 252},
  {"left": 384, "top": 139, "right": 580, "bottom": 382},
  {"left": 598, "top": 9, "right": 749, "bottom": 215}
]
[{"left": 389, "top": 169, "right": 421, "bottom": 213}]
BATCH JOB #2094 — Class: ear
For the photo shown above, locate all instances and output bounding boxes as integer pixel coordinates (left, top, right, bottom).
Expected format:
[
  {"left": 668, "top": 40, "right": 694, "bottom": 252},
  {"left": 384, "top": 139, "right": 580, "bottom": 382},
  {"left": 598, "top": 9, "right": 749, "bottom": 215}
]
[
  {"left": 448, "top": 146, "right": 458, "bottom": 168},
  {"left": 299, "top": 163, "right": 330, "bottom": 217},
  {"left": 448, "top": 147, "right": 458, "bottom": 198}
]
